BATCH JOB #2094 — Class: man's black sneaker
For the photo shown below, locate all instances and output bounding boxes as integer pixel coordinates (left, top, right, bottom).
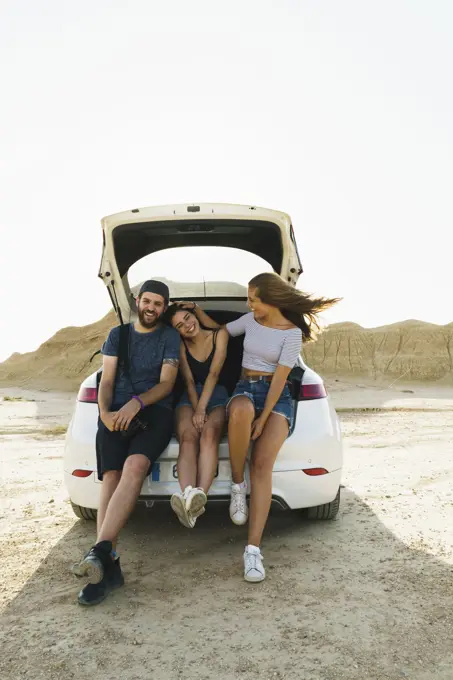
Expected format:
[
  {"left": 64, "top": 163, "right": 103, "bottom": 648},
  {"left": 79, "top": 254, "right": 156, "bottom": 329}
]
[
  {"left": 71, "top": 540, "right": 113, "bottom": 584},
  {"left": 77, "top": 557, "right": 124, "bottom": 606}
]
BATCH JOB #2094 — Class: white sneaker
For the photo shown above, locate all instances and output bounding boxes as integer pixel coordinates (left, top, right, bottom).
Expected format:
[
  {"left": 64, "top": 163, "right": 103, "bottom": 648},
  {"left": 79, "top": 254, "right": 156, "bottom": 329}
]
[
  {"left": 244, "top": 545, "right": 265, "bottom": 582},
  {"left": 171, "top": 488, "right": 195, "bottom": 529},
  {"left": 229, "top": 482, "right": 248, "bottom": 525},
  {"left": 185, "top": 487, "right": 207, "bottom": 518}
]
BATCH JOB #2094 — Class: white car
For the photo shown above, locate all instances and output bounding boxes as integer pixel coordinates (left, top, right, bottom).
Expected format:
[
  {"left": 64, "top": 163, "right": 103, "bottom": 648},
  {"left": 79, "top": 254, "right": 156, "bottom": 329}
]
[{"left": 64, "top": 203, "right": 342, "bottom": 521}]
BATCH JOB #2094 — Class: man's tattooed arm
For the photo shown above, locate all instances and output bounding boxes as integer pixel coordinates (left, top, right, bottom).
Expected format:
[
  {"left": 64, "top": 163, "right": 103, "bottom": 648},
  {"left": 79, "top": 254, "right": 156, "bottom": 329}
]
[{"left": 163, "top": 357, "right": 180, "bottom": 368}]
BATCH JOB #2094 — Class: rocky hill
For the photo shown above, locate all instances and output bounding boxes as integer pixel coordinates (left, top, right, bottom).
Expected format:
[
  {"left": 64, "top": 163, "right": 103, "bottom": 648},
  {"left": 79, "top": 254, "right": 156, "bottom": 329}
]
[
  {"left": 303, "top": 319, "right": 453, "bottom": 384},
  {"left": 0, "top": 312, "right": 116, "bottom": 391},
  {"left": 1, "top": 312, "right": 452, "bottom": 391}
]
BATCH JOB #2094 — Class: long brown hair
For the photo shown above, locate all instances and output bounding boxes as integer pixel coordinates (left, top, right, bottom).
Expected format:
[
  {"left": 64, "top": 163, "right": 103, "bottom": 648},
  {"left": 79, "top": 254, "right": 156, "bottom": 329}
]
[{"left": 249, "top": 272, "right": 341, "bottom": 342}]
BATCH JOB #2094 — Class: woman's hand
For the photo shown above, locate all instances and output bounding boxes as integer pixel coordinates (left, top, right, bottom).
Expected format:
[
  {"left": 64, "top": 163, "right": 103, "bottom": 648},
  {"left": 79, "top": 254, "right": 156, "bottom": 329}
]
[
  {"left": 192, "top": 409, "right": 207, "bottom": 433},
  {"left": 251, "top": 414, "right": 268, "bottom": 441}
]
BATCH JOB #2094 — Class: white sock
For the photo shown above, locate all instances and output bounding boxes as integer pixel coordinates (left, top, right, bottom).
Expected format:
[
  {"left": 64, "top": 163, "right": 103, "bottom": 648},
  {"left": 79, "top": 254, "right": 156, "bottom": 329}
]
[{"left": 232, "top": 480, "right": 247, "bottom": 490}]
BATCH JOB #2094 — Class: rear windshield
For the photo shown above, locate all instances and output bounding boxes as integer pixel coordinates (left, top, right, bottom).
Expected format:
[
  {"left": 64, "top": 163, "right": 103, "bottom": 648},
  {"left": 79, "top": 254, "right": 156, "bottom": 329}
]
[{"left": 127, "top": 246, "right": 273, "bottom": 298}]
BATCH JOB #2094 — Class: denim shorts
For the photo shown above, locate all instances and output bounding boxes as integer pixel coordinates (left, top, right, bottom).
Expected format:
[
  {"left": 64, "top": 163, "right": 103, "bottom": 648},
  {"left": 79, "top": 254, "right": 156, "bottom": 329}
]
[
  {"left": 177, "top": 383, "right": 229, "bottom": 413},
  {"left": 226, "top": 378, "right": 294, "bottom": 428}
]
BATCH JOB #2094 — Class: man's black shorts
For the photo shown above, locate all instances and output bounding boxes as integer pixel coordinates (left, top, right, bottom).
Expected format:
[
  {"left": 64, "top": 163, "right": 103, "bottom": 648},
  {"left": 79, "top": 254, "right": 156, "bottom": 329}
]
[{"left": 96, "top": 405, "right": 173, "bottom": 481}]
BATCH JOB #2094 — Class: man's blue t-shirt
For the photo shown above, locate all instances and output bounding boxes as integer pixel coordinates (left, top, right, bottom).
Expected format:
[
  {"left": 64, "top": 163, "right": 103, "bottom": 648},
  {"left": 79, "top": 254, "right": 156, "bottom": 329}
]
[{"left": 101, "top": 323, "right": 180, "bottom": 409}]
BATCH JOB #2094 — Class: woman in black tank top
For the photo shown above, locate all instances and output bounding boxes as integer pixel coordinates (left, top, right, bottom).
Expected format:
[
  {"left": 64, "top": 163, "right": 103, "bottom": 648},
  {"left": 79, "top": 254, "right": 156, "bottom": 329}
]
[{"left": 164, "top": 304, "right": 229, "bottom": 529}]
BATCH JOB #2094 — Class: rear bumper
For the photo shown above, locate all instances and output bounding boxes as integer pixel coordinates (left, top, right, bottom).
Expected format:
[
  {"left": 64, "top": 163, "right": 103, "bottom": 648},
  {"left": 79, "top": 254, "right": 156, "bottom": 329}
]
[
  {"left": 270, "top": 468, "right": 341, "bottom": 509},
  {"left": 65, "top": 471, "right": 100, "bottom": 510},
  {"left": 64, "top": 395, "right": 342, "bottom": 513},
  {"left": 65, "top": 468, "right": 341, "bottom": 512}
]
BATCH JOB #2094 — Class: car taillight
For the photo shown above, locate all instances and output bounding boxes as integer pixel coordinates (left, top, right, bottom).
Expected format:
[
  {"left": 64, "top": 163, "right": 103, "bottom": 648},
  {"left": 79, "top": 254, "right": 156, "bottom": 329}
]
[
  {"left": 298, "top": 383, "right": 327, "bottom": 400},
  {"left": 77, "top": 386, "right": 98, "bottom": 403},
  {"left": 303, "top": 468, "right": 329, "bottom": 476},
  {"left": 72, "top": 469, "right": 93, "bottom": 477}
]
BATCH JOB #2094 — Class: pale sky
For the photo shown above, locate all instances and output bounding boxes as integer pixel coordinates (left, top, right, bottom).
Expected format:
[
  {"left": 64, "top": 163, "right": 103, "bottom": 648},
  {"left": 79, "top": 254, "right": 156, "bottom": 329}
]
[{"left": 1, "top": 0, "right": 451, "bottom": 362}]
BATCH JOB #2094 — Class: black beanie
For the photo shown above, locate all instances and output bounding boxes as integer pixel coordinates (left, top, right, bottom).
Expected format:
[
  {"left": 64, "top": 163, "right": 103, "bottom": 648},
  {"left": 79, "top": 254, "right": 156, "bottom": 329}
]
[{"left": 138, "top": 280, "right": 170, "bottom": 303}]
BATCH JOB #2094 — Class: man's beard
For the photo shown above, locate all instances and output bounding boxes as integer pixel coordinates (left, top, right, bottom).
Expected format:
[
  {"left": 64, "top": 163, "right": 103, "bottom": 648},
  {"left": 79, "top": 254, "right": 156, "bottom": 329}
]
[{"left": 138, "top": 307, "right": 161, "bottom": 329}]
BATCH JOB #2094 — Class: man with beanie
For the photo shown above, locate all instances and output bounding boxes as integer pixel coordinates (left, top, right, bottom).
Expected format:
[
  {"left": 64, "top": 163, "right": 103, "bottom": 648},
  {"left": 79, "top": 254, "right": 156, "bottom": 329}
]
[{"left": 73, "top": 280, "right": 180, "bottom": 606}]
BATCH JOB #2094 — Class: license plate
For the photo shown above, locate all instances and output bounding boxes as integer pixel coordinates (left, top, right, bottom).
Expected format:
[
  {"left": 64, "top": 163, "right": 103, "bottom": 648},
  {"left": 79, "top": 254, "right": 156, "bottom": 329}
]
[{"left": 151, "top": 461, "right": 232, "bottom": 483}]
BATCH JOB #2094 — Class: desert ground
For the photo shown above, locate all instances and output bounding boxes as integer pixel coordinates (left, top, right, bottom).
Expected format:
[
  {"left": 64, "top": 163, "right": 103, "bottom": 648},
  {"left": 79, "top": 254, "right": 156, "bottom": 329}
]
[{"left": 1, "top": 380, "right": 452, "bottom": 680}]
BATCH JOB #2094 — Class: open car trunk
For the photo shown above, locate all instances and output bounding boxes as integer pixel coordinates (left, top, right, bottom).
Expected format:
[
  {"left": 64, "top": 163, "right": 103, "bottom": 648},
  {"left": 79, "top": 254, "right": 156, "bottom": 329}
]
[{"left": 98, "top": 203, "right": 303, "bottom": 323}]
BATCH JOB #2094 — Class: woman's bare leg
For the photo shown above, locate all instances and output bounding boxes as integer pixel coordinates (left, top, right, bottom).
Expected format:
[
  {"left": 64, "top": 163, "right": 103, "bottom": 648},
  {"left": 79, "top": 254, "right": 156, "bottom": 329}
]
[
  {"left": 248, "top": 413, "right": 289, "bottom": 547},
  {"left": 227, "top": 397, "right": 255, "bottom": 483},
  {"left": 197, "top": 407, "right": 225, "bottom": 492},
  {"left": 175, "top": 406, "right": 200, "bottom": 491}
]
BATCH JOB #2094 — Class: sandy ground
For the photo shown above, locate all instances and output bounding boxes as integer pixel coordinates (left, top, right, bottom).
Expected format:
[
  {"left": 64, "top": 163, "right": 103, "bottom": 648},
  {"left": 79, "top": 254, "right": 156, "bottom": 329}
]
[{"left": 1, "top": 382, "right": 453, "bottom": 680}]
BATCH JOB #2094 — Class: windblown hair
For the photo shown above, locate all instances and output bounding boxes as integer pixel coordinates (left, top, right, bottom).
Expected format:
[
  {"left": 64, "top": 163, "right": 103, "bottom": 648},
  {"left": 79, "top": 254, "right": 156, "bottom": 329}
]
[{"left": 249, "top": 272, "right": 341, "bottom": 342}]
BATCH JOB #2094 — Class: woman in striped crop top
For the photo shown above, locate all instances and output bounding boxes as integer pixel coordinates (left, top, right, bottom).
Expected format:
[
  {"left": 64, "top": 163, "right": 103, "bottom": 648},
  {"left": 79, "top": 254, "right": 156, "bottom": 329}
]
[{"left": 184, "top": 272, "right": 340, "bottom": 583}]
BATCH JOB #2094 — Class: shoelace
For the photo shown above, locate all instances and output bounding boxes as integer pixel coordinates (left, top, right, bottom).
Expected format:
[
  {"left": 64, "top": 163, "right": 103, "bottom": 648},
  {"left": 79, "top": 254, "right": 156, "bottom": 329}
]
[
  {"left": 245, "top": 552, "right": 263, "bottom": 574},
  {"left": 232, "top": 489, "right": 247, "bottom": 514},
  {"left": 183, "top": 486, "right": 193, "bottom": 501}
]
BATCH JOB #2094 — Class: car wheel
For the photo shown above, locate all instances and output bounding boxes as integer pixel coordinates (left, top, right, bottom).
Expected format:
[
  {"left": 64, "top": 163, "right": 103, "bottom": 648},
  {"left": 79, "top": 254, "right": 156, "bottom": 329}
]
[
  {"left": 70, "top": 502, "right": 97, "bottom": 521},
  {"left": 306, "top": 487, "right": 340, "bottom": 520}
]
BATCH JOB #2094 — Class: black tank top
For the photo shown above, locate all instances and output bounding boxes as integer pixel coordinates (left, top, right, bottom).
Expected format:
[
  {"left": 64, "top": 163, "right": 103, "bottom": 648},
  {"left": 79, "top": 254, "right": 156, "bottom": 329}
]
[{"left": 184, "top": 330, "right": 225, "bottom": 386}]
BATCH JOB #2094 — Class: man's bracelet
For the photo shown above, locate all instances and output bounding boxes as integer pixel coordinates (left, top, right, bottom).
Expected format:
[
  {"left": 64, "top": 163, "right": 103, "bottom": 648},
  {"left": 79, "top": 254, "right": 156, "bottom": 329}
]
[{"left": 132, "top": 395, "right": 145, "bottom": 410}]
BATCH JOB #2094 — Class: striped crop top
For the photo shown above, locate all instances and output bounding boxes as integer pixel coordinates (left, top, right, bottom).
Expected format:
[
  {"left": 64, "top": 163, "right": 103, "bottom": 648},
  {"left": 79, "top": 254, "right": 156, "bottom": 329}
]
[{"left": 226, "top": 313, "right": 302, "bottom": 373}]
